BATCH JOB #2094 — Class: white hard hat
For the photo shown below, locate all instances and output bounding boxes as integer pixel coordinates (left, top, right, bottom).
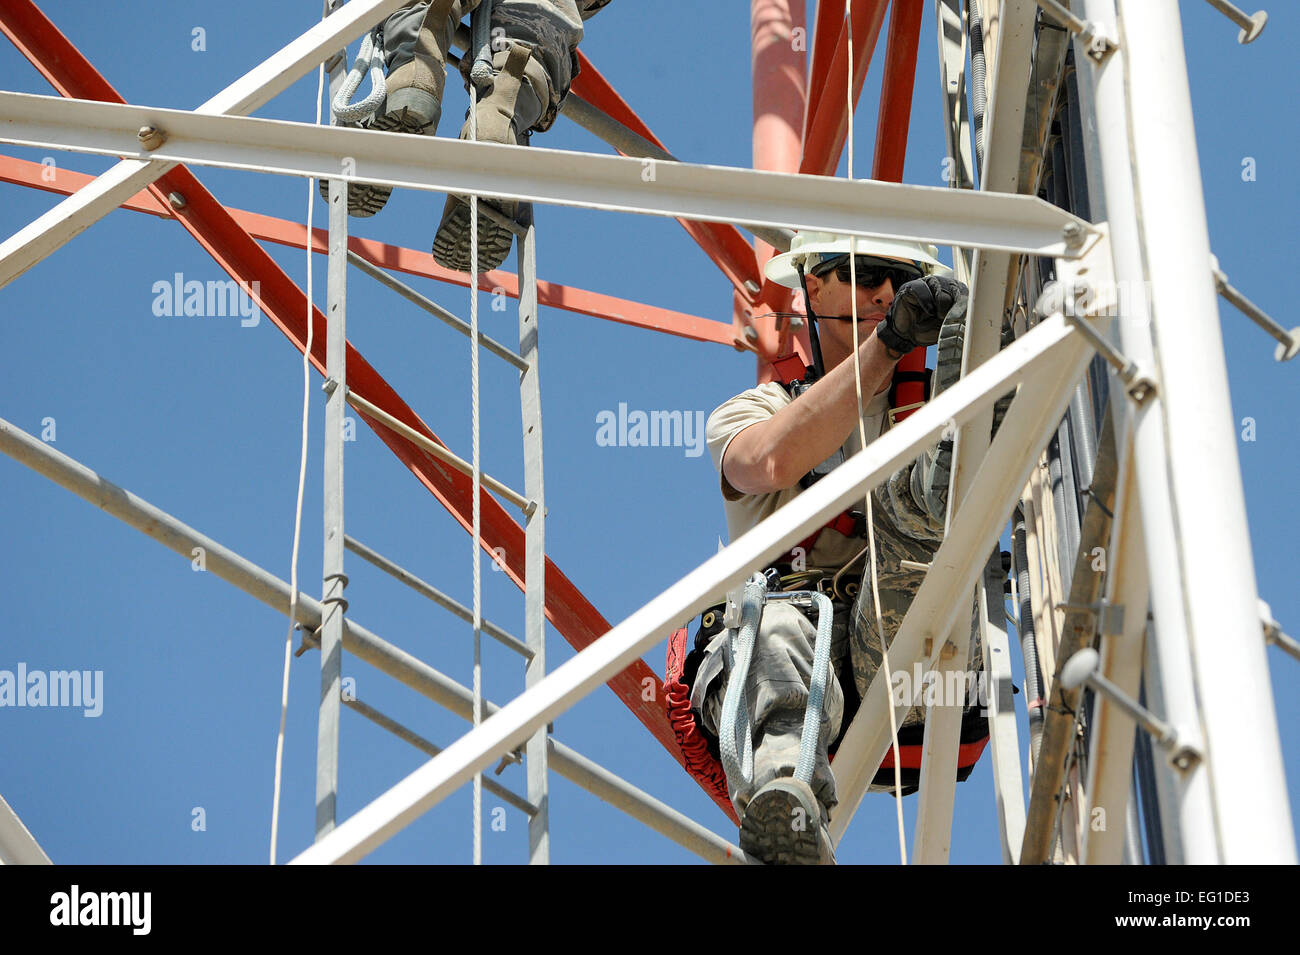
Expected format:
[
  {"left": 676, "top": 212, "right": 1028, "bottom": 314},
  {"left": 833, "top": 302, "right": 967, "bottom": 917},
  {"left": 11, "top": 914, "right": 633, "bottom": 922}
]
[{"left": 763, "top": 231, "right": 952, "bottom": 289}]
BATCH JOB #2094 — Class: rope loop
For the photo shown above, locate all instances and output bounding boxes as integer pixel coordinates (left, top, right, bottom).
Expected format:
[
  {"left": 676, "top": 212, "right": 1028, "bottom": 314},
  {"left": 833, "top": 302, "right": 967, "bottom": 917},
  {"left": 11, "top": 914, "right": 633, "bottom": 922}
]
[{"left": 330, "top": 28, "right": 387, "bottom": 124}]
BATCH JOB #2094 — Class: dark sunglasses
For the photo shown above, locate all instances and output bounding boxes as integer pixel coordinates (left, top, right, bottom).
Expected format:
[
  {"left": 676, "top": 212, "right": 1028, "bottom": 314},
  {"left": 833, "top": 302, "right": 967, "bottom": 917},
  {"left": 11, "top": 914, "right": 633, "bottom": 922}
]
[{"left": 810, "top": 255, "right": 921, "bottom": 290}]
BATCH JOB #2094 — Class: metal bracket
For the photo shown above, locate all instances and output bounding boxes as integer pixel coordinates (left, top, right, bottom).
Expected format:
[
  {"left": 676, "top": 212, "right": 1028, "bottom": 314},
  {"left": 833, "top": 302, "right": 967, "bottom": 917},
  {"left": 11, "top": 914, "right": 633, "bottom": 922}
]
[
  {"left": 1033, "top": 0, "right": 1116, "bottom": 62},
  {"left": 1060, "top": 648, "right": 1202, "bottom": 772},
  {"left": 293, "top": 622, "right": 319, "bottom": 659},
  {"left": 722, "top": 589, "right": 743, "bottom": 629},
  {"left": 1056, "top": 599, "right": 1124, "bottom": 636}
]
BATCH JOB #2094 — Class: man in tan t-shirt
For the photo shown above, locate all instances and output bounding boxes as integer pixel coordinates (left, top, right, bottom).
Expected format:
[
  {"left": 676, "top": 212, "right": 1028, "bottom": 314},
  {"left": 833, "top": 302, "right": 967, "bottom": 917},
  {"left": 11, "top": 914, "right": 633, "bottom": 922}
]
[{"left": 692, "top": 232, "right": 968, "bottom": 864}]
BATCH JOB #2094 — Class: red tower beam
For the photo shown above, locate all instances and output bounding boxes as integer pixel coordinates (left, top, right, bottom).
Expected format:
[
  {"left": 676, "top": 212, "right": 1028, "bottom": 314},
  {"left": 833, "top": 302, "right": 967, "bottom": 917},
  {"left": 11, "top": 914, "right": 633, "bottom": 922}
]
[
  {"left": 799, "top": 0, "right": 891, "bottom": 177},
  {"left": 872, "top": 0, "right": 924, "bottom": 183},
  {"left": 802, "top": 0, "right": 851, "bottom": 146},
  {"left": 0, "top": 0, "right": 712, "bottom": 805},
  {"left": 871, "top": 0, "right": 929, "bottom": 422},
  {"left": 571, "top": 51, "right": 765, "bottom": 306},
  {"left": 751, "top": 0, "right": 808, "bottom": 381}
]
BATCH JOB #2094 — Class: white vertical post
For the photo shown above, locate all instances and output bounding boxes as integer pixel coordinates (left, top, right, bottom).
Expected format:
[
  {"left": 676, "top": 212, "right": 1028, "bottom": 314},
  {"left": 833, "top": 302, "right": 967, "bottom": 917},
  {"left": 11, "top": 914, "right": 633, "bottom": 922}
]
[
  {"left": 1079, "top": 0, "right": 1295, "bottom": 862},
  {"left": 518, "top": 211, "right": 550, "bottom": 864},
  {"left": 317, "top": 17, "right": 349, "bottom": 840}
]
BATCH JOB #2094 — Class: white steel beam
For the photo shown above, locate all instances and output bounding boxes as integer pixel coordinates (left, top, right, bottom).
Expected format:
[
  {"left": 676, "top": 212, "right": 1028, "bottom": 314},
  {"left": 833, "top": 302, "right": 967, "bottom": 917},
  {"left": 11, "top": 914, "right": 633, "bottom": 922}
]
[
  {"left": 1080, "top": 0, "right": 1295, "bottom": 862},
  {"left": 830, "top": 314, "right": 1095, "bottom": 845},
  {"left": 912, "top": 0, "right": 1042, "bottom": 863},
  {"left": 287, "top": 317, "right": 1084, "bottom": 864},
  {"left": 0, "top": 0, "right": 408, "bottom": 289},
  {"left": 0, "top": 91, "right": 1096, "bottom": 259},
  {"left": 1116, "top": 0, "right": 1293, "bottom": 863},
  {"left": 0, "top": 793, "right": 51, "bottom": 864}
]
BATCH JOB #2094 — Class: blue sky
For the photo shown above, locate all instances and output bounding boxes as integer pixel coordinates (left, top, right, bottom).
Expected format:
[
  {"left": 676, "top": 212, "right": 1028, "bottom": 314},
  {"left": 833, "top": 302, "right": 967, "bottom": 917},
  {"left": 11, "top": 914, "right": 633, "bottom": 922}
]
[{"left": 1, "top": 1, "right": 1296, "bottom": 864}]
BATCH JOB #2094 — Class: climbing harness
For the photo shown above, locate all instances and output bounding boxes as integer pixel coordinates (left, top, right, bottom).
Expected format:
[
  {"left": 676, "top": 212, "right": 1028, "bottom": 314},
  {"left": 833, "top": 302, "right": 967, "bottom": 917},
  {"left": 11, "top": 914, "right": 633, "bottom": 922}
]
[{"left": 716, "top": 573, "right": 838, "bottom": 794}]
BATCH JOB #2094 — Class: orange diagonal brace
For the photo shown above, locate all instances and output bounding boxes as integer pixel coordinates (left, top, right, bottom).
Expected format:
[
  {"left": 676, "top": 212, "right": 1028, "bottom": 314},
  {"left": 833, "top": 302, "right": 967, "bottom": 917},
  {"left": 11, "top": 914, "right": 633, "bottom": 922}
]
[
  {"left": 802, "top": 0, "right": 849, "bottom": 146},
  {"left": 799, "top": 0, "right": 891, "bottom": 177},
  {"left": 0, "top": 0, "right": 736, "bottom": 816},
  {"left": 872, "top": 0, "right": 928, "bottom": 424},
  {"left": 572, "top": 51, "right": 763, "bottom": 304}
]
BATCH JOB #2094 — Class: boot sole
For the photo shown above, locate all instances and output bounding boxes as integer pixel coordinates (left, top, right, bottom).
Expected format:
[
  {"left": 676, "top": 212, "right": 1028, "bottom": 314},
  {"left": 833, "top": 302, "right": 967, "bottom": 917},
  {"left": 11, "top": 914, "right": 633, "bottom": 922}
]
[
  {"left": 381, "top": 87, "right": 441, "bottom": 132},
  {"left": 318, "top": 175, "right": 392, "bottom": 219},
  {"left": 318, "top": 93, "right": 441, "bottom": 218},
  {"left": 431, "top": 198, "right": 516, "bottom": 273},
  {"left": 738, "top": 778, "right": 833, "bottom": 865}
]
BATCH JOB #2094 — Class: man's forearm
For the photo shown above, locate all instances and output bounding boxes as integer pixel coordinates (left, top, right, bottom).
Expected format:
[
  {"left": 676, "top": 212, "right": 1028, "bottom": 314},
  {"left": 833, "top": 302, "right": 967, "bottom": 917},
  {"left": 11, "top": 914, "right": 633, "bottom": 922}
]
[{"left": 726, "top": 330, "right": 901, "bottom": 493}]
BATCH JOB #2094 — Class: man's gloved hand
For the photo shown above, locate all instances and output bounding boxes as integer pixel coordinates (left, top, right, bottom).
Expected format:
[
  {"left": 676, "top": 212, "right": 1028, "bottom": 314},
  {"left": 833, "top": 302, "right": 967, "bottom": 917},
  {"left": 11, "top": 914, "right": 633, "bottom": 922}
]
[{"left": 875, "top": 276, "right": 968, "bottom": 356}]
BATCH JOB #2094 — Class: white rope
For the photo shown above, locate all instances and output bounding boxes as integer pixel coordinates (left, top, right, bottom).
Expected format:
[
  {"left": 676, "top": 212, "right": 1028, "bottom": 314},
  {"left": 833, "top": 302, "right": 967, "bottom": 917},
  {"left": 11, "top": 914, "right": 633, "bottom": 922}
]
[
  {"left": 842, "top": 0, "right": 908, "bottom": 864},
  {"left": 469, "top": 81, "right": 484, "bottom": 867},
  {"left": 270, "top": 1, "right": 328, "bottom": 866},
  {"left": 330, "top": 29, "right": 387, "bottom": 124}
]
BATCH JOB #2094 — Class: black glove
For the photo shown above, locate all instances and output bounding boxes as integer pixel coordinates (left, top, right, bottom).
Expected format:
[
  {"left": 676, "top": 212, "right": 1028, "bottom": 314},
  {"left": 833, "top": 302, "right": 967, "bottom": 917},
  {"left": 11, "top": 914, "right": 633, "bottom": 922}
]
[{"left": 876, "top": 276, "right": 968, "bottom": 356}]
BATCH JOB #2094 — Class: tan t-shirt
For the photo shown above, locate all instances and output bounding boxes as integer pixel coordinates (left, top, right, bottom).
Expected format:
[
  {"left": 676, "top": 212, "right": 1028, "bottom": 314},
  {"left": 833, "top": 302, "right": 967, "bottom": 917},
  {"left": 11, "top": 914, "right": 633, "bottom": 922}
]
[{"left": 706, "top": 381, "right": 892, "bottom": 569}]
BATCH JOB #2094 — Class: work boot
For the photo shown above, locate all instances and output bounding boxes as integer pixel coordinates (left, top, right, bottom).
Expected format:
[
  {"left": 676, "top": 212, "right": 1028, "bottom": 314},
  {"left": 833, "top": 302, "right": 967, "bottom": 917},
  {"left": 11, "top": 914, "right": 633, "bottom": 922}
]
[
  {"left": 740, "top": 777, "right": 837, "bottom": 865},
  {"left": 734, "top": 711, "right": 837, "bottom": 866},
  {"left": 323, "top": 0, "right": 456, "bottom": 217},
  {"left": 373, "top": 0, "right": 457, "bottom": 134},
  {"left": 432, "top": 40, "right": 549, "bottom": 273}
]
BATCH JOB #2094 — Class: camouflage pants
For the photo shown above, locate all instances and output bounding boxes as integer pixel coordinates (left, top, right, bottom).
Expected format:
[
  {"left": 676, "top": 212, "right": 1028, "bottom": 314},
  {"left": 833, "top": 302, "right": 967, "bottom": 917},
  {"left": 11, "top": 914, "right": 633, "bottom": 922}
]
[
  {"left": 851, "top": 463, "right": 984, "bottom": 735},
  {"left": 382, "top": 0, "right": 586, "bottom": 133},
  {"left": 692, "top": 602, "right": 846, "bottom": 818},
  {"left": 850, "top": 305, "right": 996, "bottom": 743}
]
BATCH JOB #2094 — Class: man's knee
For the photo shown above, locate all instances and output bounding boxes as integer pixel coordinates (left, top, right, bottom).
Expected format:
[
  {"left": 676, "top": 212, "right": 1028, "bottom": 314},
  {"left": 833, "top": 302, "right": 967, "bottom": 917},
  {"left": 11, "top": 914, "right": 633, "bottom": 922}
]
[{"left": 693, "top": 601, "right": 843, "bottom": 737}]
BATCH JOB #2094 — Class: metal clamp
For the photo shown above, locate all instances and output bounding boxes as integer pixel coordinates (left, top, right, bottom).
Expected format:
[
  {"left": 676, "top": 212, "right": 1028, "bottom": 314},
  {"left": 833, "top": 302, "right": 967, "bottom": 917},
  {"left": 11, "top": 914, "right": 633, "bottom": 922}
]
[{"left": 1060, "top": 648, "right": 1201, "bottom": 771}]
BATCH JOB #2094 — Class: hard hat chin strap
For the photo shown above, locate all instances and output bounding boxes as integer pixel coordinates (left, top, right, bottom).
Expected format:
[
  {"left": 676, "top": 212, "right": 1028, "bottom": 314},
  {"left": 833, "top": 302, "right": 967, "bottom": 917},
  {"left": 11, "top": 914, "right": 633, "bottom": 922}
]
[{"left": 795, "top": 262, "right": 828, "bottom": 382}]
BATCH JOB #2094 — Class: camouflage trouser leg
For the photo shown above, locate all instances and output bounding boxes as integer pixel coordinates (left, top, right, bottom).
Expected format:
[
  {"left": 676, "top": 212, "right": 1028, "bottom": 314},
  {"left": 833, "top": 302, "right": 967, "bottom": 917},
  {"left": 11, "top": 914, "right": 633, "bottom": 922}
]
[
  {"left": 850, "top": 459, "right": 984, "bottom": 754},
  {"left": 382, "top": 2, "right": 464, "bottom": 72},
  {"left": 693, "top": 602, "right": 846, "bottom": 818},
  {"left": 382, "top": 1, "right": 583, "bottom": 132},
  {"left": 487, "top": 0, "right": 584, "bottom": 130}
]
